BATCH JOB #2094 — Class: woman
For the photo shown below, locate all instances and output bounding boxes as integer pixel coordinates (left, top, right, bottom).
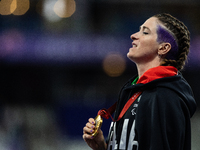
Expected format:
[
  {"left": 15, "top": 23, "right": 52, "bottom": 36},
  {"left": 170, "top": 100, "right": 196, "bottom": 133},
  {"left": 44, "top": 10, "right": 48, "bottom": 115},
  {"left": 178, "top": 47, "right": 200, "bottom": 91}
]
[{"left": 83, "top": 13, "right": 196, "bottom": 150}]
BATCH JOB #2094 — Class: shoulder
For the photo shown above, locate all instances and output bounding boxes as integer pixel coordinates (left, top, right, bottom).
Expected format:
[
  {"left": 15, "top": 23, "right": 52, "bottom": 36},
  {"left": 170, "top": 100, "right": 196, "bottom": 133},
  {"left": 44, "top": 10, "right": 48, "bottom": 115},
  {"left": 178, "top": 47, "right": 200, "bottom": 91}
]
[
  {"left": 139, "top": 86, "right": 183, "bottom": 108},
  {"left": 136, "top": 87, "right": 188, "bottom": 123},
  {"left": 138, "top": 75, "right": 196, "bottom": 117}
]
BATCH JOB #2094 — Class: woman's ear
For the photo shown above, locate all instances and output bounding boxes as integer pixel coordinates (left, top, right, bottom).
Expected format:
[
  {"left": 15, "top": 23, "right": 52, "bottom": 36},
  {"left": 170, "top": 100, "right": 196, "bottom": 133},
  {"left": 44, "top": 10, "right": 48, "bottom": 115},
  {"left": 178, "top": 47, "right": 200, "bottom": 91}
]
[{"left": 158, "top": 43, "right": 171, "bottom": 56}]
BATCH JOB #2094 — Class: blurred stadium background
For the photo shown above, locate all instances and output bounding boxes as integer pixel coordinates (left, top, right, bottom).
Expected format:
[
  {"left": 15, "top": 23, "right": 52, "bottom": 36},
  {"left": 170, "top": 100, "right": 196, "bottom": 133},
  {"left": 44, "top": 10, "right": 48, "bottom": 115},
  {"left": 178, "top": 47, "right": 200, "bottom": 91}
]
[{"left": 0, "top": 0, "right": 200, "bottom": 149}]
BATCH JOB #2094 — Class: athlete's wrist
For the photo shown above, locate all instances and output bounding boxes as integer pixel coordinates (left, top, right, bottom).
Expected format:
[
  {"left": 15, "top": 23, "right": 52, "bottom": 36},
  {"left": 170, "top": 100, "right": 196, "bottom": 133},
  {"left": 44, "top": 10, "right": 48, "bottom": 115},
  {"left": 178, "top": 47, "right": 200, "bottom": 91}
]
[{"left": 94, "top": 143, "right": 107, "bottom": 150}]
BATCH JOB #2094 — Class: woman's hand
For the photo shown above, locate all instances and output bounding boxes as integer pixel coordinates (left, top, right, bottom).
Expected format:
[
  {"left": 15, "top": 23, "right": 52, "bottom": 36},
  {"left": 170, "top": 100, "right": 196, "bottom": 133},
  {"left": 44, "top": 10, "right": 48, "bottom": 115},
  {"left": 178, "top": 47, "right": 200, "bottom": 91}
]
[{"left": 83, "top": 118, "right": 107, "bottom": 150}]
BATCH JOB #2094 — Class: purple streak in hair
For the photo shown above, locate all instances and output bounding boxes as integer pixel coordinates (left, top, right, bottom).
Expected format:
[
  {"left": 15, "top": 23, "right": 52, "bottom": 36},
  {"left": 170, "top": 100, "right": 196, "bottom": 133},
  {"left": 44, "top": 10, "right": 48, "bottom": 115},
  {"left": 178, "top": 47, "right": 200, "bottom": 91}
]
[{"left": 157, "top": 25, "right": 178, "bottom": 60}]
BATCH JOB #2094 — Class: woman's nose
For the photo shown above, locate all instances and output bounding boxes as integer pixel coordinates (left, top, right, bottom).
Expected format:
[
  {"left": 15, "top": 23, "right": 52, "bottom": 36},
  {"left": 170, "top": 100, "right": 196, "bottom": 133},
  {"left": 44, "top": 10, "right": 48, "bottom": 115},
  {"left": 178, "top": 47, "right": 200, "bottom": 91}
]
[{"left": 130, "top": 32, "right": 138, "bottom": 40}]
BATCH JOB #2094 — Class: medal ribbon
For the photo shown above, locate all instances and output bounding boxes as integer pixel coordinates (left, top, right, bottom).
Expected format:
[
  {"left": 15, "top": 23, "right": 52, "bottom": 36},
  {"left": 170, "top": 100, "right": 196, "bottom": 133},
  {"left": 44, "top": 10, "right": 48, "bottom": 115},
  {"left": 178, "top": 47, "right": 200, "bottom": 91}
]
[
  {"left": 97, "top": 66, "right": 177, "bottom": 122},
  {"left": 97, "top": 91, "right": 142, "bottom": 122}
]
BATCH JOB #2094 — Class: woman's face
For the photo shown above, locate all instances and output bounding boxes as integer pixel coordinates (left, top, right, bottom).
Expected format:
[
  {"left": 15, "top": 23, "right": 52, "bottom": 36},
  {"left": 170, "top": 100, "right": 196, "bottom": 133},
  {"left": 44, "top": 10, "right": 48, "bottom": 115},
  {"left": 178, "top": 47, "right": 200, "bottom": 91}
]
[{"left": 127, "top": 17, "right": 161, "bottom": 64}]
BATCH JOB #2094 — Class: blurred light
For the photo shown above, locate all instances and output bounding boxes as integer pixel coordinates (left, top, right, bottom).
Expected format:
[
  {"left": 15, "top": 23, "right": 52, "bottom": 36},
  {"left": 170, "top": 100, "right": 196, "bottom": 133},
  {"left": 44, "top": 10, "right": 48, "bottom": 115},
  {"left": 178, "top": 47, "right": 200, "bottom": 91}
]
[
  {"left": 12, "top": 0, "right": 30, "bottom": 15},
  {"left": 189, "top": 36, "right": 200, "bottom": 65},
  {"left": 10, "top": 0, "right": 17, "bottom": 14},
  {"left": 103, "top": 52, "right": 126, "bottom": 77},
  {"left": 54, "top": 0, "right": 76, "bottom": 18},
  {"left": 0, "top": 0, "right": 13, "bottom": 15},
  {"left": 0, "top": 0, "right": 29, "bottom": 15},
  {"left": 0, "top": 29, "right": 25, "bottom": 57},
  {"left": 42, "top": 0, "right": 62, "bottom": 22},
  {"left": 41, "top": 0, "right": 76, "bottom": 22}
]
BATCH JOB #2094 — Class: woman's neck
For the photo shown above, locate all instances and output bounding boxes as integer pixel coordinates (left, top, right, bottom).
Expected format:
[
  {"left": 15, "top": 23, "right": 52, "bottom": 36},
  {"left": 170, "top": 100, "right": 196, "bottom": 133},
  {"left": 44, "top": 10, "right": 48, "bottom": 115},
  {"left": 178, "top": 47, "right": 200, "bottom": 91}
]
[{"left": 136, "top": 62, "right": 160, "bottom": 78}]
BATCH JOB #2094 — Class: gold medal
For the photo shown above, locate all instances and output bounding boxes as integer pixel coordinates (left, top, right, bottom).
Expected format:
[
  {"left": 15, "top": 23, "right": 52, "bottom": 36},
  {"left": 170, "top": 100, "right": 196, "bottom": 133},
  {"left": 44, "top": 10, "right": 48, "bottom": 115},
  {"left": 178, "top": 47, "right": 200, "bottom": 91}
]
[{"left": 91, "top": 115, "right": 103, "bottom": 137}]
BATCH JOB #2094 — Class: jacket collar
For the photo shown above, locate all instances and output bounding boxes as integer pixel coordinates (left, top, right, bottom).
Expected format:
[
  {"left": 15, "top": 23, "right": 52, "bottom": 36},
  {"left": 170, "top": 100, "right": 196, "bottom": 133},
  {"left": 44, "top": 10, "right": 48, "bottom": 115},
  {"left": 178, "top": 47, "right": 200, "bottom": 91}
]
[{"left": 137, "top": 66, "right": 178, "bottom": 84}]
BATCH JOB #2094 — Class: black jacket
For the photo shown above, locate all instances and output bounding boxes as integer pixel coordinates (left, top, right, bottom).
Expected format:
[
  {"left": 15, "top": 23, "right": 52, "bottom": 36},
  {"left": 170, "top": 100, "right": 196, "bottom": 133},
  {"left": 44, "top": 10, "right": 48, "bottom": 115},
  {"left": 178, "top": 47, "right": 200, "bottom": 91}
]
[{"left": 107, "top": 73, "right": 196, "bottom": 150}]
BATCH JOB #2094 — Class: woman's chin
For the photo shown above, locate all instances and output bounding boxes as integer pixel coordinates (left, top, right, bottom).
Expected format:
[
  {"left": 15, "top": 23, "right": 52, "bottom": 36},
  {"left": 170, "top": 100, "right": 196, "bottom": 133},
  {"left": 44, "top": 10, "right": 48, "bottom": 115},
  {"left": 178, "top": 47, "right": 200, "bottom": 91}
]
[{"left": 127, "top": 53, "right": 135, "bottom": 61}]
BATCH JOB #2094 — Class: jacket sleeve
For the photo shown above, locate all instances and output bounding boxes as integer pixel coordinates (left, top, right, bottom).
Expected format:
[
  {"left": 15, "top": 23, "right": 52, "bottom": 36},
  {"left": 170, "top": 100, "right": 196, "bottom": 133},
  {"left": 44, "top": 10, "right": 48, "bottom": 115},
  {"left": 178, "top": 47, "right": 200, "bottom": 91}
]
[{"left": 135, "top": 88, "right": 191, "bottom": 150}]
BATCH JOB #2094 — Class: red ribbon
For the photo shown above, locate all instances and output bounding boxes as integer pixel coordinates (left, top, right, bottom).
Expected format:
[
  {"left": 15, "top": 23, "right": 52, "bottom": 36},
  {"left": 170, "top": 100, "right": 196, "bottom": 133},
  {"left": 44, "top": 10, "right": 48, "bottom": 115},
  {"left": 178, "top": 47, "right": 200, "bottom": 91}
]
[
  {"left": 97, "top": 66, "right": 177, "bottom": 122},
  {"left": 98, "top": 91, "right": 142, "bottom": 122}
]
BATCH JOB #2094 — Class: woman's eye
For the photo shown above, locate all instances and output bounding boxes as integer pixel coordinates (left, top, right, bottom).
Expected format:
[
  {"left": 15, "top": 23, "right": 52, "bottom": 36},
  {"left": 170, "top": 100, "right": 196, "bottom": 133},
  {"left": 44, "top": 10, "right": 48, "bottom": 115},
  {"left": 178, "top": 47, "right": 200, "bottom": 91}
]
[{"left": 143, "top": 32, "right": 148, "bottom": 35}]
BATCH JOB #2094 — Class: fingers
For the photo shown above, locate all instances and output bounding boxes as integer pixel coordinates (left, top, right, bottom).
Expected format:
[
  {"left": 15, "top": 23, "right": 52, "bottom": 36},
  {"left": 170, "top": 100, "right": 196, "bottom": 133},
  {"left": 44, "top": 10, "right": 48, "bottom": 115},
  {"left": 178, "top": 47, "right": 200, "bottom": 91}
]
[
  {"left": 83, "top": 124, "right": 95, "bottom": 134},
  {"left": 83, "top": 118, "right": 96, "bottom": 140},
  {"left": 88, "top": 118, "right": 95, "bottom": 125},
  {"left": 83, "top": 132, "right": 94, "bottom": 140}
]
